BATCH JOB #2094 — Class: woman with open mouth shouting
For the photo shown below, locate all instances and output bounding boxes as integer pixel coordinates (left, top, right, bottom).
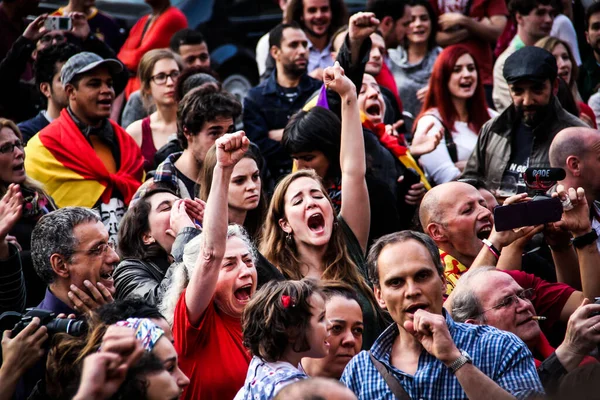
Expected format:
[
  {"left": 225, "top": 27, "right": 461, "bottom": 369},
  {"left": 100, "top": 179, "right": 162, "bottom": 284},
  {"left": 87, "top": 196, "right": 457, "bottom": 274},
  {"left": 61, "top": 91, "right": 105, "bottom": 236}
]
[
  {"left": 261, "top": 63, "right": 387, "bottom": 349},
  {"left": 412, "top": 44, "right": 498, "bottom": 185},
  {"left": 159, "top": 131, "right": 259, "bottom": 400}
]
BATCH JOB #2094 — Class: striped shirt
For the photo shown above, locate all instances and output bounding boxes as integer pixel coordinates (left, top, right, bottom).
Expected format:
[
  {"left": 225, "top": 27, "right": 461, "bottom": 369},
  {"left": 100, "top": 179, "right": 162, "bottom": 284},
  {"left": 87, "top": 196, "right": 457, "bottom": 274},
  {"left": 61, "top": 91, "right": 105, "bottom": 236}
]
[{"left": 341, "top": 312, "right": 544, "bottom": 399}]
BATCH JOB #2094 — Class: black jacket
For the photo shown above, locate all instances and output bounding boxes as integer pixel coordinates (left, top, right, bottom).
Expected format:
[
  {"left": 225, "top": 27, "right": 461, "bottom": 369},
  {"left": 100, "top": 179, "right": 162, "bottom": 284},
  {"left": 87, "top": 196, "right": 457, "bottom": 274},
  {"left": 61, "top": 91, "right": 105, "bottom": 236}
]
[{"left": 113, "top": 257, "right": 171, "bottom": 306}]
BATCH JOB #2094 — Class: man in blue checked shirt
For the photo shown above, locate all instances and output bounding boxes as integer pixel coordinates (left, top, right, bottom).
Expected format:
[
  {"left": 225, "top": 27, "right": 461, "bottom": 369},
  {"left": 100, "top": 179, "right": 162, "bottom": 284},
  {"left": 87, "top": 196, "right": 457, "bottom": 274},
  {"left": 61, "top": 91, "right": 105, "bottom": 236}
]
[{"left": 340, "top": 230, "right": 544, "bottom": 399}]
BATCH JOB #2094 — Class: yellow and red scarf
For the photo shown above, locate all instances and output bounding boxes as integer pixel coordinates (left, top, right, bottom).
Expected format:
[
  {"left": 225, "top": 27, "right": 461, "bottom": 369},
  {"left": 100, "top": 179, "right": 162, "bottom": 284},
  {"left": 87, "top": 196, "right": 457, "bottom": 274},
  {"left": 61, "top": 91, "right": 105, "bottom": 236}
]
[
  {"left": 439, "top": 250, "right": 470, "bottom": 296},
  {"left": 25, "top": 109, "right": 144, "bottom": 208}
]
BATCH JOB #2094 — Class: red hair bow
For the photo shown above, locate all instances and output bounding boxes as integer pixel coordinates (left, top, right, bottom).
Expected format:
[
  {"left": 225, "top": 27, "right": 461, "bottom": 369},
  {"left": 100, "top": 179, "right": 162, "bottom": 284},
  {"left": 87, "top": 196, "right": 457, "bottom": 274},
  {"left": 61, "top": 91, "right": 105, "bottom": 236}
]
[{"left": 281, "top": 295, "right": 292, "bottom": 308}]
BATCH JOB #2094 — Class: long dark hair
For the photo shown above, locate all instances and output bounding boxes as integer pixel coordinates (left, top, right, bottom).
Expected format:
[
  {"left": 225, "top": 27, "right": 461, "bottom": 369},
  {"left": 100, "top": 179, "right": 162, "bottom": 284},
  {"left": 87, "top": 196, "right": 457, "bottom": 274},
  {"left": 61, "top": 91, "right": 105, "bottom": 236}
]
[
  {"left": 405, "top": 0, "right": 438, "bottom": 52},
  {"left": 282, "top": 107, "right": 342, "bottom": 181},
  {"left": 117, "top": 185, "right": 176, "bottom": 261}
]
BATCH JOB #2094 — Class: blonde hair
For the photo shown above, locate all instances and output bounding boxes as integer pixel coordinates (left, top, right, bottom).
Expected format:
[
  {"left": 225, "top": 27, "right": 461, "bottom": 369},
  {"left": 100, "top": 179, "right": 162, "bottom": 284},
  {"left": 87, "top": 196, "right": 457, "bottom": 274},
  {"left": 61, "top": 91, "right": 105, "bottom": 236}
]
[
  {"left": 535, "top": 36, "right": 582, "bottom": 102},
  {"left": 159, "top": 224, "right": 256, "bottom": 325},
  {"left": 259, "top": 170, "right": 378, "bottom": 313},
  {"left": 137, "top": 49, "right": 183, "bottom": 108}
]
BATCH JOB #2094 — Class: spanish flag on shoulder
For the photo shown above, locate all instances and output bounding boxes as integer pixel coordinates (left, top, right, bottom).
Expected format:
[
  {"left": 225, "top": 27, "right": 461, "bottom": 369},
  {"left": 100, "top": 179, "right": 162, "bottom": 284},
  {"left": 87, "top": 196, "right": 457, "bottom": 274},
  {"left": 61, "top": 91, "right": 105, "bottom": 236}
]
[{"left": 25, "top": 109, "right": 144, "bottom": 208}]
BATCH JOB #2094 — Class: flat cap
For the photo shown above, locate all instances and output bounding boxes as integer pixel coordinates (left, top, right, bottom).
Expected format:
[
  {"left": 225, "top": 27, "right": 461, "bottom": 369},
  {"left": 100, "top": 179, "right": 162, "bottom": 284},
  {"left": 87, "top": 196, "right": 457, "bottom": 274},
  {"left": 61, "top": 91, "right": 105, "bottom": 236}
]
[
  {"left": 61, "top": 52, "right": 123, "bottom": 86},
  {"left": 503, "top": 46, "right": 557, "bottom": 85}
]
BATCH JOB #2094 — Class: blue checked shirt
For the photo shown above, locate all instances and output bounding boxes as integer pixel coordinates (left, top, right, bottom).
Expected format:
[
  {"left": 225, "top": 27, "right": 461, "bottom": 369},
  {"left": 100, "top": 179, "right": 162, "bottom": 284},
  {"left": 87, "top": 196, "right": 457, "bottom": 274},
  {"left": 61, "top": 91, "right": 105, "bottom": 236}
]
[{"left": 340, "top": 312, "right": 544, "bottom": 399}]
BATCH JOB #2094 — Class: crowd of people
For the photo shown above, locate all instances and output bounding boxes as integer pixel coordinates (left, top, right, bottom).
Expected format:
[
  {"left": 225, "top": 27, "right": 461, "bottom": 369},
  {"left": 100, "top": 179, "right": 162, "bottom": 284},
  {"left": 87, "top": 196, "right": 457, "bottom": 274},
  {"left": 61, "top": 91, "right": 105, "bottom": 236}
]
[{"left": 2, "top": 0, "right": 600, "bottom": 398}]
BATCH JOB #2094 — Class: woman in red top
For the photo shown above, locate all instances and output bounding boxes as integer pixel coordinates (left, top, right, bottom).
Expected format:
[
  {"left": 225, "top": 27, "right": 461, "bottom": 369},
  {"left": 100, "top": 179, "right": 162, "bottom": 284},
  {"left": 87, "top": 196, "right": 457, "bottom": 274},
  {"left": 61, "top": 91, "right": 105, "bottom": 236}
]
[
  {"left": 117, "top": 0, "right": 187, "bottom": 99},
  {"left": 536, "top": 36, "right": 597, "bottom": 129},
  {"left": 126, "top": 49, "right": 182, "bottom": 172},
  {"left": 159, "top": 132, "right": 258, "bottom": 400}
]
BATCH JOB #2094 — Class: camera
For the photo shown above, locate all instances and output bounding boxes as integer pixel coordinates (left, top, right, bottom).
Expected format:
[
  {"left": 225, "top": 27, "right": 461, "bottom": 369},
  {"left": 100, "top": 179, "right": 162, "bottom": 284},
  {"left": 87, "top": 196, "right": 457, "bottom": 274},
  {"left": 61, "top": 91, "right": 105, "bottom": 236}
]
[
  {"left": 44, "top": 16, "right": 72, "bottom": 31},
  {"left": 0, "top": 308, "right": 87, "bottom": 337},
  {"left": 494, "top": 167, "right": 565, "bottom": 231}
]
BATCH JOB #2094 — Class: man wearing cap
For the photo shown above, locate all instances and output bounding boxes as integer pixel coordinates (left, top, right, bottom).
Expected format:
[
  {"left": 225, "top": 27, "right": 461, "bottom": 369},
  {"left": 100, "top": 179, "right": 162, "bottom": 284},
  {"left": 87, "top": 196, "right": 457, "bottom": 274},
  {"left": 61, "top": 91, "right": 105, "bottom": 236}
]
[
  {"left": 462, "top": 46, "right": 586, "bottom": 194},
  {"left": 25, "top": 52, "right": 144, "bottom": 244}
]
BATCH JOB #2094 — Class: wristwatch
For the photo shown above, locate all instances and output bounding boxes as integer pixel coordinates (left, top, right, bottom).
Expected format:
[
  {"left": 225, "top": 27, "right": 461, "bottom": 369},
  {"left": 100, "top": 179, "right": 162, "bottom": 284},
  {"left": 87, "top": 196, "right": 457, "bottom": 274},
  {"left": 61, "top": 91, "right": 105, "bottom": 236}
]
[
  {"left": 448, "top": 349, "right": 472, "bottom": 373},
  {"left": 572, "top": 230, "right": 598, "bottom": 249}
]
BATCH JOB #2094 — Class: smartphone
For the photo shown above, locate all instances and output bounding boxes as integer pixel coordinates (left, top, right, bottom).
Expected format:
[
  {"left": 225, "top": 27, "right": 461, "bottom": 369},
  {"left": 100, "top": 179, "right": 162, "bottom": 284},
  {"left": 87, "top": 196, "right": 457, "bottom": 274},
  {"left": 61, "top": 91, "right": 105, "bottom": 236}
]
[
  {"left": 494, "top": 197, "right": 563, "bottom": 232},
  {"left": 44, "top": 16, "right": 72, "bottom": 31}
]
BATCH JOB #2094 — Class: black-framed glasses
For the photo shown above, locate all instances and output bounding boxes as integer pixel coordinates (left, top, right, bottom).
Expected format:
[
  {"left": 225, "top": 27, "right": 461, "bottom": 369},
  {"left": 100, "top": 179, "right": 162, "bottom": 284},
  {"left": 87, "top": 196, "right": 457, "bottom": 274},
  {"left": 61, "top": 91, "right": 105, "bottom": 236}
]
[
  {"left": 150, "top": 70, "right": 181, "bottom": 85},
  {"left": 479, "top": 288, "right": 534, "bottom": 315},
  {"left": 0, "top": 140, "right": 24, "bottom": 154},
  {"left": 72, "top": 241, "right": 116, "bottom": 257}
]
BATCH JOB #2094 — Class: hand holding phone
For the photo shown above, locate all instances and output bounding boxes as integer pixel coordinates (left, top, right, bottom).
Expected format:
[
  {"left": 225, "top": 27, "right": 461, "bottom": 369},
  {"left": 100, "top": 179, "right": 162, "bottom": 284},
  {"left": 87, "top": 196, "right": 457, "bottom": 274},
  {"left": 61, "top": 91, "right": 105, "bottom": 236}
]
[{"left": 44, "top": 16, "right": 72, "bottom": 32}]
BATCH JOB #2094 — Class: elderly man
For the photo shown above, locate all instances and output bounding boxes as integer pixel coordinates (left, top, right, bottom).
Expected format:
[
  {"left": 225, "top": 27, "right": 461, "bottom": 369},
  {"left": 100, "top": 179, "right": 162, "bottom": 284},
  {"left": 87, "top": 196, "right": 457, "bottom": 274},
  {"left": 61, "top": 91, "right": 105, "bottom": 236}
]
[
  {"left": 449, "top": 266, "right": 600, "bottom": 394},
  {"left": 421, "top": 181, "right": 600, "bottom": 340},
  {"left": 550, "top": 127, "right": 600, "bottom": 252},
  {"left": 25, "top": 52, "right": 144, "bottom": 244},
  {"left": 341, "top": 230, "right": 543, "bottom": 399},
  {"left": 462, "top": 46, "right": 586, "bottom": 194}
]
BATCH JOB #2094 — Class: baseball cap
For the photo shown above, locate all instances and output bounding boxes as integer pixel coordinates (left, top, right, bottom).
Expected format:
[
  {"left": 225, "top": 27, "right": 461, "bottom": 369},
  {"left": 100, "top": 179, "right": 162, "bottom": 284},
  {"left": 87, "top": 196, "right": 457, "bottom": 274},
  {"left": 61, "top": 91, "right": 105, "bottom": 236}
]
[
  {"left": 61, "top": 52, "right": 124, "bottom": 86},
  {"left": 503, "top": 46, "right": 558, "bottom": 85}
]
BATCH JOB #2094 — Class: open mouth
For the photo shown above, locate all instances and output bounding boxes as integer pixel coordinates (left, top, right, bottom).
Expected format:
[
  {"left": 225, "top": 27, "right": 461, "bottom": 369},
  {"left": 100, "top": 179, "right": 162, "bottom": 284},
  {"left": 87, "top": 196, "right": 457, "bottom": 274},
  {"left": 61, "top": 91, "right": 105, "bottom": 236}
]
[
  {"left": 366, "top": 103, "right": 381, "bottom": 117},
  {"left": 405, "top": 303, "right": 428, "bottom": 314},
  {"left": 12, "top": 163, "right": 25, "bottom": 172},
  {"left": 412, "top": 29, "right": 426, "bottom": 35},
  {"left": 477, "top": 226, "right": 492, "bottom": 240},
  {"left": 459, "top": 82, "right": 473, "bottom": 90},
  {"left": 307, "top": 213, "right": 325, "bottom": 233},
  {"left": 99, "top": 268, "right": 114, "bottom": 282},
  {"left": 234, "top": 284, "right": 252, "bottom": 302}
]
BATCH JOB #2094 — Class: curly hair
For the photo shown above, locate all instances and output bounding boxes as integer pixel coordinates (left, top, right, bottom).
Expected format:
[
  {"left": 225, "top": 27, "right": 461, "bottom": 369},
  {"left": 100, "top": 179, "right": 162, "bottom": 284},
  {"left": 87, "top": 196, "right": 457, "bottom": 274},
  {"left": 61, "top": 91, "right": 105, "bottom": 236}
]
[{"left": 242, "top": 278, "right": 324, "bottom": 362}]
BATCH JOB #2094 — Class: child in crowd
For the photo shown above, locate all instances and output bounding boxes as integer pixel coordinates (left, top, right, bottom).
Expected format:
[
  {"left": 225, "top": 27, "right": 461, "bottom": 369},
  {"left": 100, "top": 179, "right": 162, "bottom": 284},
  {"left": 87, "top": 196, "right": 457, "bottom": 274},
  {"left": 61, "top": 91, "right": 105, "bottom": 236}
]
[{"left": 235, "top": 279, "right": 330, "bottom": 400}]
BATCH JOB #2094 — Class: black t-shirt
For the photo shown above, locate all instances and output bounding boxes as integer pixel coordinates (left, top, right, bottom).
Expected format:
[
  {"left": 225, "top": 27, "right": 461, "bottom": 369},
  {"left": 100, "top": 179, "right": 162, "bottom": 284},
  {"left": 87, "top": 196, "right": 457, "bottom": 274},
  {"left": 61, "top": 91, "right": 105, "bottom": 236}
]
[
  {"left": 502, "top": 122, "right": 534, "bottom": 194},
  {"left": 279, "top": 85, "right": 300, "bottom": 103},
  {"left": 175, "top": 167, "right": 198, "bottom": 198}
]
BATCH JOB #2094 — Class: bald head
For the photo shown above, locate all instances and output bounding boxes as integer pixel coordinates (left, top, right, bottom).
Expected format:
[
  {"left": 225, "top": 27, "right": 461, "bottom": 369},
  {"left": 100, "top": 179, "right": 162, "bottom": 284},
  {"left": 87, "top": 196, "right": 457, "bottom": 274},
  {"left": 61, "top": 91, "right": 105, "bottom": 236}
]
[
  {"left": 274, "top": 378, "right": 358, "bottom": 400},
  {"left": 549, "top": 127, "right": 600, "bottom": 169},
  {"left": 419, "top": 182, "right": 479, "bottom": 228}
]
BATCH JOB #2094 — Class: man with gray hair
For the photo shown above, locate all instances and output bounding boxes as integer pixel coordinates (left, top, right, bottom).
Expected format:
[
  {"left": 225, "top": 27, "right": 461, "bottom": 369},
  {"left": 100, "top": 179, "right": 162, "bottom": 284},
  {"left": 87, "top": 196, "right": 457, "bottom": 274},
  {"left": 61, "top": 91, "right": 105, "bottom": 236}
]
[
  {"left": 549, "top": 126, "right": 600, "bottom": 252},
  {"left": 341, "top": 230, "right": 543, "bottom": 399},
  {"left": 31, "top": 207, "right": 117, "bottom": 315},
  {"left": 449, "top": 266, "right": 600, "bottom": 394}
]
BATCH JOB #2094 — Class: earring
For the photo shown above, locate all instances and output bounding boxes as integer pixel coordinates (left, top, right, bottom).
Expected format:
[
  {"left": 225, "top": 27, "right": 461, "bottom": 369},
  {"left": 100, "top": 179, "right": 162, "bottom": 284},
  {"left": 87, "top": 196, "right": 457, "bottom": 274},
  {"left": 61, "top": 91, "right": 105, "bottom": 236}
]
[{"left": 285, "top": 232, "right": 293, "bottom": 244}]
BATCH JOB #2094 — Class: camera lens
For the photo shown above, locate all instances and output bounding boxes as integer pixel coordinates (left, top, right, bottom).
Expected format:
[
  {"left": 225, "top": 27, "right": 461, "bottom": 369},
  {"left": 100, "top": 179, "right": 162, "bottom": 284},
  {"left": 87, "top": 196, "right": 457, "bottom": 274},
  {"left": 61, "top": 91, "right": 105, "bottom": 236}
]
[{"left": 45, "top": 319, "right": 88, "bottom": 336}]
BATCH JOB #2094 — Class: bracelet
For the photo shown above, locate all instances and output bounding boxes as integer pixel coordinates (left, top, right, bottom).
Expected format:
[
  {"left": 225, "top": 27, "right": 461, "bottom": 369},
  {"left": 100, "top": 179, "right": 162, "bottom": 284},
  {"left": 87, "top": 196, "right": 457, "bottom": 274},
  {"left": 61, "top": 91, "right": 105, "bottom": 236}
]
[
  {"left": 572, "top": 230, "right": 598, "bottom": 249},
  {"left": 482, "top": 238, "right": 501, "bottom": 260}
]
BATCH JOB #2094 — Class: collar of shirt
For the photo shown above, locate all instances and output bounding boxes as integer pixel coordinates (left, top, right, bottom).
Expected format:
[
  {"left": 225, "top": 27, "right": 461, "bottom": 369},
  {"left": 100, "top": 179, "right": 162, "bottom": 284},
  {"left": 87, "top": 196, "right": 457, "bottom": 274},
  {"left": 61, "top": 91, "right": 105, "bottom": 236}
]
[
  {"left": 37, "top": 287, "right": 76, "bottom": 316},
  {"left": 263, "top": 69, "right": 321, "bottom": 96},
  {"left": 307, "top": 39, "right": 333, "bottom": 71}
]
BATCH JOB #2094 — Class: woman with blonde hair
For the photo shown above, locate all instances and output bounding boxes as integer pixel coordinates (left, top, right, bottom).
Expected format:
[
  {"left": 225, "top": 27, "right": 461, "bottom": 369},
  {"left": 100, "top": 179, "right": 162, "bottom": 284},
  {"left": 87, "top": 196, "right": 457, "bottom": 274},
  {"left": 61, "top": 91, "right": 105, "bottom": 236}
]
[
  {"left": 260, "top": 64, "right": 386, "bottom": 349},
  {"left": 126, "top": 49, "right": 183, "bottom": 172},
  {"left": 0, "top": 118, "right": 56, "bottom": 306}
]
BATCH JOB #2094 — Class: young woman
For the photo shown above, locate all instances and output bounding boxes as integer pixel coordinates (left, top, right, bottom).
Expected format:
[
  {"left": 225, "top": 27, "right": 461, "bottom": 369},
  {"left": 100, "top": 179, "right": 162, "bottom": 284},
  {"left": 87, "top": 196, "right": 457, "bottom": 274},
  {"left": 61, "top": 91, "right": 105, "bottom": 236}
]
[
  {"left": 199, "top": 144, "right": 267, "bottom": 241},
  {"left": 0, "top": 119, "right": 56, "bottom": 306},
  {"left": 301, "top": 281, "right": 363, "bottom": 379},
  {"left": 114, "top": 186, "right": 203, "bottom": 305},
  {"left": 261, "top": 64, "right": 385, "bottom": 349},
  {"left": 536, "top": 36, "right": 597, "bottom": 128},
  {"left": 159, "top": 132, "right": 260, "bottom": 400},
  {"left": 389, "top": 0, "right": 442, "bottom": 119},
  {"left": 236, "top": 279, "right": 329, "bottom": 399},
  {"left": 126, "top": 49, "right": 183, "bottom": 172},
  {"left": 413, "top": 45, "right": 497, "bottom": 184}
]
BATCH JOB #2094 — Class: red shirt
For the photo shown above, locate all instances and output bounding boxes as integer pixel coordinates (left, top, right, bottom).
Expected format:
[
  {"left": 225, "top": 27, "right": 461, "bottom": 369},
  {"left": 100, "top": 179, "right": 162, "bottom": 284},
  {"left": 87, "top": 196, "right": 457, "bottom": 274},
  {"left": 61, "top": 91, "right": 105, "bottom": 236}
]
[
  {"left": 430, "top": 0, "right": 508, "bottom": 85},
  {"left": 173, "top": 291, "right": 251, "bottom": 400}
]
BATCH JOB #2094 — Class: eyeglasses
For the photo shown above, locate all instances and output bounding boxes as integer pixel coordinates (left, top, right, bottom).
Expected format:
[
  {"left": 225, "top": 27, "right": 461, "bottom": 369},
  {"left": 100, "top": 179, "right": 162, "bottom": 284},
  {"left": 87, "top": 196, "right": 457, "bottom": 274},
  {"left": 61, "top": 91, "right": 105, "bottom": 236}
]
[
  {"left": 0, "top": 140, "right": 24, "bottom": 154},
  {"left": 479, "top": 288, "right": 534, "bottom": 315},
  {"left": 39, "top": 33, "right": 67, "bottom": 44},
  {"left": 72, "top": 241, "right": 116, "bottom": 257},
  {"left": 150, "top": 70, "right": 181, "bottom": 85}
]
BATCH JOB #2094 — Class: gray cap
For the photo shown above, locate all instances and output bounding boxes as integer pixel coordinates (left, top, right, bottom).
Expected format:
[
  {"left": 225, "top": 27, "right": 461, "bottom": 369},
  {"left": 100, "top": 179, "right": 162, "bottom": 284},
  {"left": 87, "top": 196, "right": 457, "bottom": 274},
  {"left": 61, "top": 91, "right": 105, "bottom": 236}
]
[
  {"left": 61, "top": 52, "right": 124, "bottom": 86},
  {"left": 503, "top": 46, "right": 557, "bottom": 85}
]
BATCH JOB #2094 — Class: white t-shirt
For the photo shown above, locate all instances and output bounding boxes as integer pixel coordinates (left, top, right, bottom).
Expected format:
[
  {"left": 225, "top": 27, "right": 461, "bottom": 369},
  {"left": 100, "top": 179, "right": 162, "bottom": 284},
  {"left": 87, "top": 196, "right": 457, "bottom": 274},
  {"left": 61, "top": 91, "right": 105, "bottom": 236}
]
[{"left": 414, "top": 108, "right": 498, "bottom": 184}]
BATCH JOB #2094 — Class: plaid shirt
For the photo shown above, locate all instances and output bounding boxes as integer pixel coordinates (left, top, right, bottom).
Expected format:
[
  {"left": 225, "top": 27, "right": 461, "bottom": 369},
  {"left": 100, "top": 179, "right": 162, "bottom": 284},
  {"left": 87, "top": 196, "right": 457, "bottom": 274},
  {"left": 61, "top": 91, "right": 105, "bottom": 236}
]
[
  {"left": 132, "top": 152, "right": 193, "bottom": 202},
  {"left": 340, "top": 312, "right": 544, "bottom": 399}
]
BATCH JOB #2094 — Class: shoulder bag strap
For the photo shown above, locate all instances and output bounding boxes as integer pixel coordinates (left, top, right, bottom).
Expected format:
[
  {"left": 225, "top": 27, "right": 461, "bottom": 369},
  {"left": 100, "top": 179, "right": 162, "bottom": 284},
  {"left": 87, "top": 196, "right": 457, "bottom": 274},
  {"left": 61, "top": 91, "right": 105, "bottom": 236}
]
[
  {"left": 369, "top": 351, "right": 412, "bottom": 400},
  {"left": 423, "top": 113, "right": 458, "bottom": 163}
]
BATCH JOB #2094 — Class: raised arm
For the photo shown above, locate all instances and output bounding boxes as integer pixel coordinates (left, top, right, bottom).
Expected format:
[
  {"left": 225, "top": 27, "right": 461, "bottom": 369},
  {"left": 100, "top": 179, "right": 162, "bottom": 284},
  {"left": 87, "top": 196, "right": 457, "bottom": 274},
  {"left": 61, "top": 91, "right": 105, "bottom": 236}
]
[
  {"left": 185, "top": 132, "right": 250, "bottom": 325},
  {"left": 324, "top": 62, "right": 370, "bottom": 251}
]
